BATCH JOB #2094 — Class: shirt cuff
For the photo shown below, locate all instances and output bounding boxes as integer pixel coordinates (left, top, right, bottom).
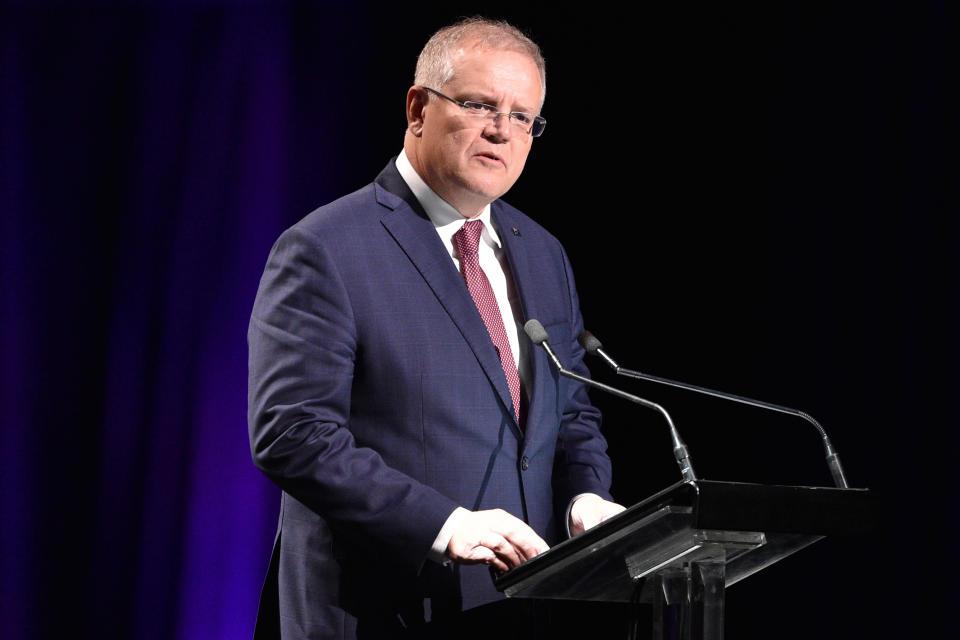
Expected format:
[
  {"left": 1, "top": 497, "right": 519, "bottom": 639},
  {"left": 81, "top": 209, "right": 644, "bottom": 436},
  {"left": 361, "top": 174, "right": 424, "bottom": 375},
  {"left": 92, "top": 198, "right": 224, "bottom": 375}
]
[
  {"left": 428, "top": 506, "right": 471, "bottom": 564},
  {"left": 565, "top": 492, "right": 602, "bottom": 538}
]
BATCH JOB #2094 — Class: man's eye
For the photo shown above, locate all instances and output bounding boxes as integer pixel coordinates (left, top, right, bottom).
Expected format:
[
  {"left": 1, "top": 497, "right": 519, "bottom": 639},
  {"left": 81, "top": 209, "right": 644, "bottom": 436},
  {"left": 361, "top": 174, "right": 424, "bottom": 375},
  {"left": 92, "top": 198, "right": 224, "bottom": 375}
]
[
  {"left": 464, "top": 102, "right": 496, "bottom": 114},
  {"left": 512, "top": 112, "right": 533, "bottom": 125}
]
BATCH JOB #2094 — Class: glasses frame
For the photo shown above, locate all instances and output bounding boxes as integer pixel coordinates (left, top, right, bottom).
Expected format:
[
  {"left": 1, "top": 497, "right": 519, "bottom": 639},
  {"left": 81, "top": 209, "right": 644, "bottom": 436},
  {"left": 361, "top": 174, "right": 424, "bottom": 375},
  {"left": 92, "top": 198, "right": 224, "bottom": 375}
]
[{"left": 422, "top": 87, "right": 547, "bottom": 138}]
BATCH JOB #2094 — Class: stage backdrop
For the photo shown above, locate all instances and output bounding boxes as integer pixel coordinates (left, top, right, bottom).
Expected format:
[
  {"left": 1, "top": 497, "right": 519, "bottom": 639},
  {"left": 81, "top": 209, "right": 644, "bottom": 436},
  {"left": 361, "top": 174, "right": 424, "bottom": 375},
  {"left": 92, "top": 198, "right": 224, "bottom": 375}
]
[{"left": 1, "top": 2, "right": 955, "bottom": 639}]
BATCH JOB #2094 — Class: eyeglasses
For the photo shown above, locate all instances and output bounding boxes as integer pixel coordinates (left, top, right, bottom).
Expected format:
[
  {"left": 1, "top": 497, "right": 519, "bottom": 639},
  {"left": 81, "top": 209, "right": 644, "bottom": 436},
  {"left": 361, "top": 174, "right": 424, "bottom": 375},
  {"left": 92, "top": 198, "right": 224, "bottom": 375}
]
[{"left": 423, "top": 87, "right": 547, "bottom": 138}]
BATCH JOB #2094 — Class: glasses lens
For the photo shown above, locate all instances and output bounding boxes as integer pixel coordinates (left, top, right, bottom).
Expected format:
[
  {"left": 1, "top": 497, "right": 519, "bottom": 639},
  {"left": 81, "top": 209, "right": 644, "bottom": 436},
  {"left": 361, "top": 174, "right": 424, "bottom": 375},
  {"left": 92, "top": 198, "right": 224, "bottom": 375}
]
[
  {"left": 505, "top": 113, "right": 546, "bottom": 137},
  {"left": 531, "top": 117, "right": 546, "bottom": 138}
]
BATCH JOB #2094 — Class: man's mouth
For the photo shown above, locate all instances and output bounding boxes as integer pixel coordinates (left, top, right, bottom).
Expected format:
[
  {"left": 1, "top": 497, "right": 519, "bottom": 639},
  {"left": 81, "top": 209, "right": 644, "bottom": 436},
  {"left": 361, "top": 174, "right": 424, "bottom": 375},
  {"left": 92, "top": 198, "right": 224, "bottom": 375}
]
[{"left": 475, "top": 151, "right": 504, "bottom": 166}]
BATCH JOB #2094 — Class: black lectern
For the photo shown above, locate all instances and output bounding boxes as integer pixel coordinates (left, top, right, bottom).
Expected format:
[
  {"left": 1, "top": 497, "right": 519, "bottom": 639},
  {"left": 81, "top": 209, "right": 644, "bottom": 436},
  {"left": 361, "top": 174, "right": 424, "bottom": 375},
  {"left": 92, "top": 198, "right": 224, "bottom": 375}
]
[{"left": 493, "top": 479, "right": 874, "bottom": 639}]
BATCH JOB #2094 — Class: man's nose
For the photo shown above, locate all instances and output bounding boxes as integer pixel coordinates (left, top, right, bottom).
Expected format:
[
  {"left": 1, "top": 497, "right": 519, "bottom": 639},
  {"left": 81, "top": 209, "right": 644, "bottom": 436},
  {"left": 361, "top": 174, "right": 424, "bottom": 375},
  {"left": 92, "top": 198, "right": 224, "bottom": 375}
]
[{"left": 484, "top": 112, "right": 513, "bottom": 140}]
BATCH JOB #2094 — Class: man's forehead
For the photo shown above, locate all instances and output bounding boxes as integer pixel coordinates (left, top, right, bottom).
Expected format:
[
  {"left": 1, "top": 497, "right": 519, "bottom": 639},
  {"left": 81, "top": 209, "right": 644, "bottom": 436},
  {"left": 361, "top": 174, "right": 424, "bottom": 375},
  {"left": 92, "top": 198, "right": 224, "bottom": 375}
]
[{"left": 445, "top": 46, "right": 543, "bottom": 107}]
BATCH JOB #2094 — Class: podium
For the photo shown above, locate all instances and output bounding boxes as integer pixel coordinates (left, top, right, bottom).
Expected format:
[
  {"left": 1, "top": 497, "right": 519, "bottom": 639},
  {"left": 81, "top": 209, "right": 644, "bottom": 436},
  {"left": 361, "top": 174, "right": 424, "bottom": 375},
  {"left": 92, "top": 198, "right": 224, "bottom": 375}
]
[{"left": 493, "top": 479, "right": 874, "bottom": 639}]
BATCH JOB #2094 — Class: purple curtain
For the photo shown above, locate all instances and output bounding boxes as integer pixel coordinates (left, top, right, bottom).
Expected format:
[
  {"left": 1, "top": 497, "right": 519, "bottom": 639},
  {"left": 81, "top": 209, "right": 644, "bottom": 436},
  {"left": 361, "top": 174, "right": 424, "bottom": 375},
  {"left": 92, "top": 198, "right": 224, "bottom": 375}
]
[{"left": 0, "top": 4, "right": 328, "bottom": 638}]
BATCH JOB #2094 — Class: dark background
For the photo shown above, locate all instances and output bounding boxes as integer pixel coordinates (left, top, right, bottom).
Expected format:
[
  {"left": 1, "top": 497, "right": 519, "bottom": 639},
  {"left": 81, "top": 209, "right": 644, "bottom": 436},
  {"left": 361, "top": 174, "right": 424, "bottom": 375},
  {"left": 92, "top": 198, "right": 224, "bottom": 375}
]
[{"left": 1, "top": 1, "right": 955, "bottom": 638}]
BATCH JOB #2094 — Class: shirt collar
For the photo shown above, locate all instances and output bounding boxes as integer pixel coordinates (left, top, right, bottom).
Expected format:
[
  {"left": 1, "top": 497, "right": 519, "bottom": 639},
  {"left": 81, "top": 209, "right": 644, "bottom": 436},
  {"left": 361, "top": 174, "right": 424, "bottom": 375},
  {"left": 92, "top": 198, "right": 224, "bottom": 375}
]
[{"left": 395, "top": 149, "right": 502, "bottom": 250}]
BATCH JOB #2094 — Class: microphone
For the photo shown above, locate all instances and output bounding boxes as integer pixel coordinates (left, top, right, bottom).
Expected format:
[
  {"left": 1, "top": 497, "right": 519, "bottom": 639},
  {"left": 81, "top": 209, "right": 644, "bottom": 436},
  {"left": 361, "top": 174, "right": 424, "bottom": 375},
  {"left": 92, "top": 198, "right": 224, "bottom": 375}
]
[
  {"left": 579, "top": 330, "right": 850, "bottom": 489},
  {"left": 524, "top": 320, "right": 696, "bottom": 483}
]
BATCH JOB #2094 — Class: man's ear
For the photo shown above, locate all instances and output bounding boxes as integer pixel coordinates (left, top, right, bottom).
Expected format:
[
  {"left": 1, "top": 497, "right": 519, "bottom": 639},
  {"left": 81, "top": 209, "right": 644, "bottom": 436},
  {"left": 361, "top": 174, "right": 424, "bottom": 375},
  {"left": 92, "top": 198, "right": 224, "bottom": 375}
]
[{"left": 406, "top": 86, "right": 428, "bottom": 136}]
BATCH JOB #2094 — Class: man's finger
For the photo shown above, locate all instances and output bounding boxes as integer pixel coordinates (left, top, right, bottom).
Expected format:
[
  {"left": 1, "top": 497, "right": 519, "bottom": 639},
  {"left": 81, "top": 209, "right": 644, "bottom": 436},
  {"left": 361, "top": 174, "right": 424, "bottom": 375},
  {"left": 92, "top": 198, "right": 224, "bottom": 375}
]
[
  {"left": 485, "top": 510, "right": 549, "bottom": 559},
  {"left": 447, "top": 508, "right": 550, "bottom": 569},
  {"left": 492, "top": 525, "right": 548, "bottom": 561},
  {"left": 503, "top": 533, "right": 547, "bottom": 562},
  {"left": 482, "top": 533, "right": 524, "bottom": 568},
  {"left": 474, "top": 546, "right": 509, "bottom": 572}
]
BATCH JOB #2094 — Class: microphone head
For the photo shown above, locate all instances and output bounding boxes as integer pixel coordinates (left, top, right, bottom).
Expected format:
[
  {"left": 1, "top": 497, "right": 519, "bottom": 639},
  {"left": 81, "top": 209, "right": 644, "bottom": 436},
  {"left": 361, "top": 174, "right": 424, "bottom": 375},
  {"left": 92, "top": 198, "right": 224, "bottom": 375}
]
[
  {"left": 523, "top": 319, "right": 550, "bottom": 345},
  {"left": 579, "top": 330, "right": 603, "bottom": 355}
]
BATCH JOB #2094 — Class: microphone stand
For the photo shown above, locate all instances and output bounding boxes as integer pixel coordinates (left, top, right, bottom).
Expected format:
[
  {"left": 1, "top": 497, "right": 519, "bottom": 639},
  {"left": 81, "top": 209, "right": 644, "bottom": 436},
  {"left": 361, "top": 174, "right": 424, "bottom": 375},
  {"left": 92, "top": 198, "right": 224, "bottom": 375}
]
[
  {"left": 524, "top": 320, "right": 696, "bottom": 483},
  {"left": 581, "top": 331, "right": 850, "bottom": 489}
]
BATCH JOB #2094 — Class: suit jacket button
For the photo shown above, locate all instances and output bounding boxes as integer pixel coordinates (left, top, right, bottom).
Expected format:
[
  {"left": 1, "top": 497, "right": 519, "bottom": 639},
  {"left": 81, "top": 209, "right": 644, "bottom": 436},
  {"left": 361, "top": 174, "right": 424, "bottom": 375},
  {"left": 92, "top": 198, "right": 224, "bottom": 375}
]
[{"left": 521, "top": 456, "right": 530, "bottom": 471}]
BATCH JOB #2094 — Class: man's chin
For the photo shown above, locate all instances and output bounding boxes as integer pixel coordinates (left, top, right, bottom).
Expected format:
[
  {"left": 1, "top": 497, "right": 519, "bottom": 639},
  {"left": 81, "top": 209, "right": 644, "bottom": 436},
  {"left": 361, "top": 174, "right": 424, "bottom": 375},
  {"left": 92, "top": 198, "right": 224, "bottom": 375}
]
[{"left": 460, "top": 176, "right": 515, "bottom": 203}]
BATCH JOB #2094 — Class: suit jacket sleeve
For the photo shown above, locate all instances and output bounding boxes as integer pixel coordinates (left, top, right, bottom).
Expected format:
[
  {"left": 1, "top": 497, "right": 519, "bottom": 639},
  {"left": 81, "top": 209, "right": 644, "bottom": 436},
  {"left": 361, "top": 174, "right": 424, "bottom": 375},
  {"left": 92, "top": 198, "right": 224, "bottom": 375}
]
[
  {"left": 248, "top": 225, "right": 458, "bottom": 570},
  {"left": 550, "top": 243, "right": 615, "bottom": 510}
]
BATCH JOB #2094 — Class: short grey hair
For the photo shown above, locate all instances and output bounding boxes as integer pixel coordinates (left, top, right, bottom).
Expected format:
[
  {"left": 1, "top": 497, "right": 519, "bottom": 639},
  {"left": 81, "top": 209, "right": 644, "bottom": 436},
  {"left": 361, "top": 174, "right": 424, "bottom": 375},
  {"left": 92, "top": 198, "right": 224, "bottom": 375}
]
[{"left": 414, "top": 17, "right": 546, "bottom": 110}]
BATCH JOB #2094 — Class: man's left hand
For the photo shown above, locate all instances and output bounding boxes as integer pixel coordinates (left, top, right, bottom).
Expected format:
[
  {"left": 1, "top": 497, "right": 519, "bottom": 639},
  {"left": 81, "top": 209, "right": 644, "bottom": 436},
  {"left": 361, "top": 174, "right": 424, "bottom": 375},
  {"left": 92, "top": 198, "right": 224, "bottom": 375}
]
[{"left": 568, "top": 494, "right": 626, "bottom": 536}]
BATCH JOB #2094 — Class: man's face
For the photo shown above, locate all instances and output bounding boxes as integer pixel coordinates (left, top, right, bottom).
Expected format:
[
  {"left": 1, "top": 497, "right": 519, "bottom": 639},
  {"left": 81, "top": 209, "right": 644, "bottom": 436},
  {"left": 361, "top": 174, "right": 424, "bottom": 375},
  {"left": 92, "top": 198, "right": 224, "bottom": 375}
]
[{"left": 411, "top": 46, "right": 542, "bottom": 217}]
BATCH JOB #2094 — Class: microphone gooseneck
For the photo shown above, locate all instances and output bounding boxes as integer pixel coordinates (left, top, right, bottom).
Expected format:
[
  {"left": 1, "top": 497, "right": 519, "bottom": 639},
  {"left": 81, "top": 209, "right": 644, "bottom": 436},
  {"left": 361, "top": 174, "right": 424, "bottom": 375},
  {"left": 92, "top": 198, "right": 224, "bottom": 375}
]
[
  {"left": 578, "top": 330, "right": 850, "bottom": 489},
  {"left": 524, "top": 320, "right": 696, "bottom": 483}
]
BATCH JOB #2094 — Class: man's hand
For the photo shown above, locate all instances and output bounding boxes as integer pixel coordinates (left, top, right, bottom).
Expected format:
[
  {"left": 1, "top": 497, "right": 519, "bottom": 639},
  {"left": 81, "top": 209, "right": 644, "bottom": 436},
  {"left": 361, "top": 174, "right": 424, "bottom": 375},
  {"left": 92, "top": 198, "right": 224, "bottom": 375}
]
[
  {"left": 446, "top": 508, "right": 550, "bottom": 572},
  {"left": 568, "top": 494, "right": 626, "bottom": 537}
]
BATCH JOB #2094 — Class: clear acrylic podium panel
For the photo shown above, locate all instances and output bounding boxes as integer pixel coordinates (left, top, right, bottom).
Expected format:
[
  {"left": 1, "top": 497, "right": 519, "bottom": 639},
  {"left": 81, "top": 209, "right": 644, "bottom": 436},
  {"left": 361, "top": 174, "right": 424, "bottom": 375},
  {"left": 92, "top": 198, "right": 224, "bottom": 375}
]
[
  {"left": 500, "top": 502, "right": 819, "bottom": 602},
  {"left": 495, "top": 479, "right": 872, "bottom": 603}
]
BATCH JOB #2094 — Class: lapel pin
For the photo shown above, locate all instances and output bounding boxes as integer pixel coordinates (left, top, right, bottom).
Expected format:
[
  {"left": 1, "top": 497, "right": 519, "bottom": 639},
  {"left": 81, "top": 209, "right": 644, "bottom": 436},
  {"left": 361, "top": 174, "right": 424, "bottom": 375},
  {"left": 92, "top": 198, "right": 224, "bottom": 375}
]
[{"left": 511, "top": 227, "right": 521, "bottom": 236}]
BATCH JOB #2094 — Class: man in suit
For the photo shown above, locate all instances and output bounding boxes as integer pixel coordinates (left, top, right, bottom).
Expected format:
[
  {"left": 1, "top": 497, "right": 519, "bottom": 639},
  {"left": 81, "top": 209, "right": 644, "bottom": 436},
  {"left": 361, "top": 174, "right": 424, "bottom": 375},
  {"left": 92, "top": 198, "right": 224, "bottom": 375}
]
[{"left": 248, "top": 17, "right": 624, "bottom": 639}]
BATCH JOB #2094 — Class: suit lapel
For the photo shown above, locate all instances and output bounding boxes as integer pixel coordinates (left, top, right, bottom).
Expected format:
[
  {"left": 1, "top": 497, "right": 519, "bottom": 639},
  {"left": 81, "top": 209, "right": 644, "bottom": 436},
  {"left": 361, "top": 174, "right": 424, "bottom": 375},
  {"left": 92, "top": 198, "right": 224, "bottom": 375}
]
[
  {"left": 492, "top": 203, "right": 548, "bottom": 447},
  {"left": 375, "top": 163, "right": 521, "bottom": 436}
]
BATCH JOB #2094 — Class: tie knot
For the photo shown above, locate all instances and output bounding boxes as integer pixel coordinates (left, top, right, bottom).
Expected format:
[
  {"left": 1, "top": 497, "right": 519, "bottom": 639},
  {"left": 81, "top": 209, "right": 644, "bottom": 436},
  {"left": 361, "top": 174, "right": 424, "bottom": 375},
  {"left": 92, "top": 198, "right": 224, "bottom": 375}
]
[{"left": 453, "top": 219, "right": 484, "bottom": 258}]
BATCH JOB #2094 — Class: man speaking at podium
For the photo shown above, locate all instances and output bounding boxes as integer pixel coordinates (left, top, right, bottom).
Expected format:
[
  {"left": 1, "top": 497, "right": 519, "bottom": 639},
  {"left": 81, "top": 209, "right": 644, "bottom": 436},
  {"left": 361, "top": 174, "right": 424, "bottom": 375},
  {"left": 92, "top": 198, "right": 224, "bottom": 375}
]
[{"left": 248, "top": 17, "right": 623, "bottom": 639}]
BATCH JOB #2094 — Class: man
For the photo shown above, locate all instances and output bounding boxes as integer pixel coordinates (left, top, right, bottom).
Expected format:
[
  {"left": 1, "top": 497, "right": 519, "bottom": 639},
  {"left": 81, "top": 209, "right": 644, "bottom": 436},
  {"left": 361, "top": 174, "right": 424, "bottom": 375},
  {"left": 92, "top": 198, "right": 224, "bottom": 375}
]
[{"left": 248, "top": 17, "right": 623, "bottom": 639}]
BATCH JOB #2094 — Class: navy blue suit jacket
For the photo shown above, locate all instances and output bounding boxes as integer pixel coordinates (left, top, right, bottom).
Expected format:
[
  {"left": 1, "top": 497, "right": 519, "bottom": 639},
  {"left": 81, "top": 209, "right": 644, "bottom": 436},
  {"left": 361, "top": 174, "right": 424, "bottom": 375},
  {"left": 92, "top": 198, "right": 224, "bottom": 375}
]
[{"left": 248, "top": 160, "right": 613, "bottom": 639}]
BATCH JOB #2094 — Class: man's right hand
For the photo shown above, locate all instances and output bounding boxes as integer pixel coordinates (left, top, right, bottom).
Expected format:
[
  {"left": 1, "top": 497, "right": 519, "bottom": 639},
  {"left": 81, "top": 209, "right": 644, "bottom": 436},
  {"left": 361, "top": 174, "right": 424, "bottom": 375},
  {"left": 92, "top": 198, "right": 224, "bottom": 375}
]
[{"left": 446, "top": 508, "right": 549, "bottom": 572}]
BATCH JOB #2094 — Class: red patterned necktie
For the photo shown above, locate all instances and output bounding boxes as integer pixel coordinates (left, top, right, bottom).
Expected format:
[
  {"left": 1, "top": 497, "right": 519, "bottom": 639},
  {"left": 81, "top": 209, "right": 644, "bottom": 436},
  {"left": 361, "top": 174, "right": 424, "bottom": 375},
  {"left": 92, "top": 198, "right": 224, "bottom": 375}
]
[{"left": 453, "top": 219, "right": 523, "bottom": 424}]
